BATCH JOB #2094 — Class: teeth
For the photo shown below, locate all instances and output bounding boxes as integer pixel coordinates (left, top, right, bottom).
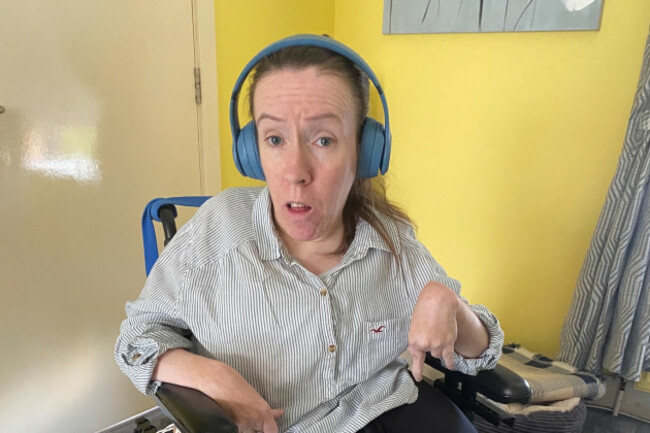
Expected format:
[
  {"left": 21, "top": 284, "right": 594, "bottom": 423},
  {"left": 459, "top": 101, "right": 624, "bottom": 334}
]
[{"left": 289, "top": 202, "right": 306, "bottom": 208}]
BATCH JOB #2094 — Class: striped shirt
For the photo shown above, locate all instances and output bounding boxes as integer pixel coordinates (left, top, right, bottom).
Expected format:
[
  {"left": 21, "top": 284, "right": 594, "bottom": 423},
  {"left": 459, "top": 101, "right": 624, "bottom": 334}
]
[{"left": 115, "top": 187, "right": 503, "bottom": 432}]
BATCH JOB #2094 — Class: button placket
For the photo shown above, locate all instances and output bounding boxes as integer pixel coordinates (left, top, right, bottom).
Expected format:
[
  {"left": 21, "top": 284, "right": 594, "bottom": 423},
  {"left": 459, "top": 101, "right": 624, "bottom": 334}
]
[{"left": 308, "top": 274, "right": 337, "bottom": 396}]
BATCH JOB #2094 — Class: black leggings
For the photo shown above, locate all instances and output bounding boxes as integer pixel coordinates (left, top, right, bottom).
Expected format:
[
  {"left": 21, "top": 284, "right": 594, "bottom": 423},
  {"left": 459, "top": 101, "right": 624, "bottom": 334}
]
[{"left": 357, "top": 381, "right": 478, "bottom": 433}]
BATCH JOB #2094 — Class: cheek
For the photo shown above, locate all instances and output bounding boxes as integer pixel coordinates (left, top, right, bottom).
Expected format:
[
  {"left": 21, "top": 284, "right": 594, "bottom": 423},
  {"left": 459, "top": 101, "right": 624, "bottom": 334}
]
[
  {"left": 259, "top": 150, "right": 280, "bottom": 181},
  {"left": 324, "top": 162, "right": 356, "bottom": 201},
  {"left": 258, "top": 146, "right": 270, "bottom": 169}
]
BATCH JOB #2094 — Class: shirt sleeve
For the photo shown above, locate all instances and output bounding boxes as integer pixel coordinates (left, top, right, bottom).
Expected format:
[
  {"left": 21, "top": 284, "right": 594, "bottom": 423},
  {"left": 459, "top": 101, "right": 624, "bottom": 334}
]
[
  {"left": 113, "top": 226, "right": 193, "bottom": 395},
  {"left": 400, "top": 225, "right": 504, "bottom": 375}
]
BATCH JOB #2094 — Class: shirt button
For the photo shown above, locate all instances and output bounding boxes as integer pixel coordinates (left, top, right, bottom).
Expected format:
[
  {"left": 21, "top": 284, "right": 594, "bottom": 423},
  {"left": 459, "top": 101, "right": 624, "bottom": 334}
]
[
  {"left": 328, "top": 344, "right": 336, "bottom": 353},
  {"left": 320, "top": 288, "right": 327, "bottom": 297}
]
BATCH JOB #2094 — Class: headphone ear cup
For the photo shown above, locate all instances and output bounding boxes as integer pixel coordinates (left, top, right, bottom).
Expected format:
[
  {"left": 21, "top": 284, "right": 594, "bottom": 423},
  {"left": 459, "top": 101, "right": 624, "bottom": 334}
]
[
  {"left": 235, "top": 122, "right": 265, "bottom": 181},
  {"left": 357, "top": 118, "right": 386, "bottom": 179}
]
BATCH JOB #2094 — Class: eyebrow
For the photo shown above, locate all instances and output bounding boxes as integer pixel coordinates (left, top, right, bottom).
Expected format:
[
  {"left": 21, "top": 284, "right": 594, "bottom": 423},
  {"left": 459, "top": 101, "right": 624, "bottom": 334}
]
[{"left": 256, "top": 113, "right": 283, "bottom": 123}]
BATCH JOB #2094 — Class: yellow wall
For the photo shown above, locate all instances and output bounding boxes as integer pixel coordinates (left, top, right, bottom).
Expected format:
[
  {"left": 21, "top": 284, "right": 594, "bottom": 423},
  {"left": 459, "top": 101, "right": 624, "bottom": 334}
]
[
  {"left": 215, "top": 1, "right": 650, "bottom": 357},
  {"left": 334, "top": 1, "right": 650, "bottom": 356}
]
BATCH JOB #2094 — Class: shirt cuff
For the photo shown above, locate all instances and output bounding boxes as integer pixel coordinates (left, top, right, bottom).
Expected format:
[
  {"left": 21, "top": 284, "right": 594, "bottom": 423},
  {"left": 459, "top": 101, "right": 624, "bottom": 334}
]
[
  {"left": 449, "top": 303, "right": 504, "bottom": 375},
  {"left": 116, "top": 334, "right": 192, "bottom": 395}
]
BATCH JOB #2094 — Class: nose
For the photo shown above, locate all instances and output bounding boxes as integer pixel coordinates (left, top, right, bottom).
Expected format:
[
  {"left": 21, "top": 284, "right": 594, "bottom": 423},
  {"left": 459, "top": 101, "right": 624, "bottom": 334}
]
[{"left": 283, "top": 142, "right": 312, "bottom": 185}]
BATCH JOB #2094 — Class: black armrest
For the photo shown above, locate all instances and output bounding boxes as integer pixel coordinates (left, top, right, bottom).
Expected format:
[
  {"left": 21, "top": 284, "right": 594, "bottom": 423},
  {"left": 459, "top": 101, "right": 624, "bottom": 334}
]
[
  {"left": 425, "top": 354, "right": 531, "bottom": 427},
  {"left": 154, "top": 382, "right": 237, "bottom": 433},
  {"left": 425, "top": 355, "right": 531, "bottom": 404}
]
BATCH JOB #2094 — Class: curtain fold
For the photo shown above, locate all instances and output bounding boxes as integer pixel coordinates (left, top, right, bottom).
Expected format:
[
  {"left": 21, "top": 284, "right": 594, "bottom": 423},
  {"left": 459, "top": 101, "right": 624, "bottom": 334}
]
[{"left": 558, "top": 32, "right": 650, "bottom": 382}]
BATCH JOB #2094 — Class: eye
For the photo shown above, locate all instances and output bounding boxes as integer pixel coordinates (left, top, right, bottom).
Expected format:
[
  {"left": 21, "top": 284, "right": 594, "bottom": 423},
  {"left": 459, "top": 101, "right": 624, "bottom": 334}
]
[
  {"left": 266, "top": 136, "right": 282, "bottom": 146},
  {"left": 316, "top": 136, "right": 333, "bottom": 147}
]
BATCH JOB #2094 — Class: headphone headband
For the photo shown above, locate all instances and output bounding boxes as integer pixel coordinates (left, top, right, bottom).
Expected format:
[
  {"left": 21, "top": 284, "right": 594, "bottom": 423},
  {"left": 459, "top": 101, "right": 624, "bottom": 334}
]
[{"left": 230, "top": 34, "right": 391, "bottom": 179}]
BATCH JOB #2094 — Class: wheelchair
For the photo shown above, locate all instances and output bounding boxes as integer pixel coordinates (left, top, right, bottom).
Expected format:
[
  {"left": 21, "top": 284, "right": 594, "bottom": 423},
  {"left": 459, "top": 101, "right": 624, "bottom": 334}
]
[{"left": 140, "top": 197, "right": 532, "bottom": 433}]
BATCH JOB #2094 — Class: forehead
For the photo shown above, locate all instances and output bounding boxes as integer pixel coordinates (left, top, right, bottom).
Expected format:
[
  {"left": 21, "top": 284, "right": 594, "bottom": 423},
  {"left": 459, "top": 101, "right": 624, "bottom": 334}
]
[{"left": 253, "top": 67, "right": 356, "bottom": 119}]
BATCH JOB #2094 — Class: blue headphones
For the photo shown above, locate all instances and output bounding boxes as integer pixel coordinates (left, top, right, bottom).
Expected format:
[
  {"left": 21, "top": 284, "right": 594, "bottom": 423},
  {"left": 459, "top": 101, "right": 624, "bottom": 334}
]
[{"left": 230, "top": 34, "right": 391, "bottom": 181}]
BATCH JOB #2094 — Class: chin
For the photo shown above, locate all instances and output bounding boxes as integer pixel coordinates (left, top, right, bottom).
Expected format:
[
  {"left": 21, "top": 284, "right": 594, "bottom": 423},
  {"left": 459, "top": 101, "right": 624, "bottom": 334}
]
[
  {"left": 285, "top": 228, "right": 319, "bottom": 242},
  {"left": 278, "top": 220, "right": 320, "bottom": 241}
]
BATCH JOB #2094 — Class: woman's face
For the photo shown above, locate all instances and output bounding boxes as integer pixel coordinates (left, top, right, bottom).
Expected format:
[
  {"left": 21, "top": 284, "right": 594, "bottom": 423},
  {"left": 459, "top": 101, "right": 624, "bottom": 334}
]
[{"left": 254, "top": 66, "right": 358, "bottom": 248}]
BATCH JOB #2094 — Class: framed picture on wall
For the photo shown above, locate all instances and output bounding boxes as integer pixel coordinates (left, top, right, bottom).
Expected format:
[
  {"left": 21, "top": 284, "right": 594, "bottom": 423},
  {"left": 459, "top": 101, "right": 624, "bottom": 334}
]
[{"left": 383, "top": 0, "right": 605, "bottom": 34}]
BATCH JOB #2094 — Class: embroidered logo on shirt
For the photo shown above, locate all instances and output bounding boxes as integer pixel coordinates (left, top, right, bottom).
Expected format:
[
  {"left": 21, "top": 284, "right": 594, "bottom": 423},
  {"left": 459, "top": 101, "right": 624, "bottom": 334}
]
[{"left": 370, "top": 326, "right": 386, "bottom": 333}]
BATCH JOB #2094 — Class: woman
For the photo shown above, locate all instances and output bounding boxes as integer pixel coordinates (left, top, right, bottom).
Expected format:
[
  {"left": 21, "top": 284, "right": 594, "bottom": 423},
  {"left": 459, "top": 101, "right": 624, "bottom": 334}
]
[{"left": 115, "top": 35, "right": 503, "bottom": 433}]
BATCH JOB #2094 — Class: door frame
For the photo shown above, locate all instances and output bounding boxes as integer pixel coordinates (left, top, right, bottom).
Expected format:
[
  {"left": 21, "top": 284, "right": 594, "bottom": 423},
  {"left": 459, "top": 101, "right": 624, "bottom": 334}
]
[{"left": 194, "top": 0, "right": 221, "bottom": 195}]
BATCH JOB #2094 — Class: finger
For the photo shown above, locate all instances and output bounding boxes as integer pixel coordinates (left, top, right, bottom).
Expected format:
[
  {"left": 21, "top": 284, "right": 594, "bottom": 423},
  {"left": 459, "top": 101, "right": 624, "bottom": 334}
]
[
  {"left": 442, "top": 345, "right": 455, "bottom": 371},
  {"left": 237, "top": 424, "right": 259, "bottom": 433},
  {"left": 410, "top": 350, "right": 425, "bottom": 382},
  {"left": 262, "top": 414, "right": 279, "bottom": 433},
  {"left": 270, "top": 408, "right": 284, "bottom": 419}
]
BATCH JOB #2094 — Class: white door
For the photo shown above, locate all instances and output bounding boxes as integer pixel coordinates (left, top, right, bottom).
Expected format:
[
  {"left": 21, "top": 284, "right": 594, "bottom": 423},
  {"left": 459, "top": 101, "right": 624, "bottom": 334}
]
[{"left": 0, "top": 1, "right": 218, "bottom": 431}]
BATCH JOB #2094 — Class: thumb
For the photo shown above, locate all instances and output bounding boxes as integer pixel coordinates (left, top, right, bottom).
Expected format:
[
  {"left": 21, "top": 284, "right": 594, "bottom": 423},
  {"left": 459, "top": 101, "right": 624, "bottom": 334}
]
[
  {"left": 271, "top": 408, "right": 284, "bottom": 419},
  {"left": 442, "top": 345, "right": 455, "bottom": 371},
  {"left": 410, "top": 350, "right": 425, "bottom": 382}
]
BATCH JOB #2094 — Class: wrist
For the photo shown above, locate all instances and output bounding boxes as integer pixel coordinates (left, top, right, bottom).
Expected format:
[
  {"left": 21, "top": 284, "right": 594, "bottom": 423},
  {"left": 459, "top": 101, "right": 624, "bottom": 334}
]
[{"left": 455, "top": 302, "right": 489, "bottom": 358}]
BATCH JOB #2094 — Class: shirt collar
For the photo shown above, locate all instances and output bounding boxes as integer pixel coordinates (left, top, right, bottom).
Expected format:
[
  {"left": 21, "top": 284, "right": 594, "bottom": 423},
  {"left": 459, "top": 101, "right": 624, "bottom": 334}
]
[
  {"left": 253, "top": 187, "right": 283, "bottom": 261},
  {"left": 346, "top": 213, "right": 397, "bottom": 259},
  {"left": 252, "top": 187, "right": 399, "bottom": 262}
]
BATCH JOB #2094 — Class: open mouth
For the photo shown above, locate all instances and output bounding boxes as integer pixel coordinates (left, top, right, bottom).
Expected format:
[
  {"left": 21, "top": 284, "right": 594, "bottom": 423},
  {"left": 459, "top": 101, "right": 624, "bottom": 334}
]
[{"left": 286, "top": 202, "right": 312, "bottom": 213}]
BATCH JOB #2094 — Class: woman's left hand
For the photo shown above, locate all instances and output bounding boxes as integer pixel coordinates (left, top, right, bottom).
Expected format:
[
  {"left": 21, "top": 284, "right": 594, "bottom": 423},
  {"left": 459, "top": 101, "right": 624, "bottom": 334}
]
[{"left": 407, "top": 281, "right": 460, "bottom": 382}]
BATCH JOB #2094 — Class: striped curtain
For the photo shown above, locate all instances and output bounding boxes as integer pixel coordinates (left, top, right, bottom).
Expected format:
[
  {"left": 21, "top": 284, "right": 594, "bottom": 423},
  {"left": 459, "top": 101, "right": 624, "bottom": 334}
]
[{"left": 558, "top": 32, "right": 650, "bottom": 383}]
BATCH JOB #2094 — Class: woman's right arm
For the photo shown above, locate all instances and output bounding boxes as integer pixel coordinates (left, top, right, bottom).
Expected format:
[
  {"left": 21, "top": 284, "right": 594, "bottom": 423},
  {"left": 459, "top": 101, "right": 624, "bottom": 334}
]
[
  {"left": 115, "top": 224, "right": 283, "bottom": 432},
  {"left": 116, "top": 288, "right": 284, "bottom": 432},
  {"left": 154, "top": 349, "right": 284, "bottom": 433}
]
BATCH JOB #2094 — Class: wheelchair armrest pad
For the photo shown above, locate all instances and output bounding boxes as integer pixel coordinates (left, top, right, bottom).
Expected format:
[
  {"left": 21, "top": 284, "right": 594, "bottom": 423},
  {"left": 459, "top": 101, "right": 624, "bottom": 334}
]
[
  {"left": 154, "top": 382, "right": 238, "bottom": 433},
  {"left": 425, "top": 354, "right": 531, "bottom": 404}
]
